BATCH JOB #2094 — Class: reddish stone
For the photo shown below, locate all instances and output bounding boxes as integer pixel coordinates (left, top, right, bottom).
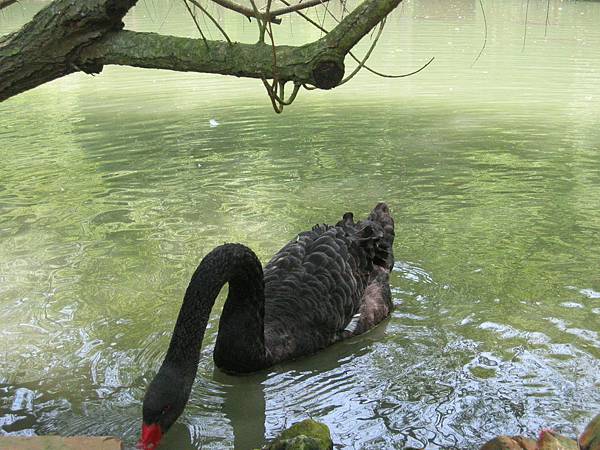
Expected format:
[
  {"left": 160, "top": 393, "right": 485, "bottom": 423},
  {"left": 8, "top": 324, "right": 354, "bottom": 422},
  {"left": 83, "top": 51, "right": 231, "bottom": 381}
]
[{"left": 0, "top": 436, "right": 122, "bottom": 450}]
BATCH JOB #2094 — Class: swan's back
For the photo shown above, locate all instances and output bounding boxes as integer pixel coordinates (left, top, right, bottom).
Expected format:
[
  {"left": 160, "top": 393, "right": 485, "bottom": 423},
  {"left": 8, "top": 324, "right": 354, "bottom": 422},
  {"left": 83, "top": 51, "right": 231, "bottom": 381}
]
[{"left": 263, "top": 203, "right": 395, "bottom": 363}]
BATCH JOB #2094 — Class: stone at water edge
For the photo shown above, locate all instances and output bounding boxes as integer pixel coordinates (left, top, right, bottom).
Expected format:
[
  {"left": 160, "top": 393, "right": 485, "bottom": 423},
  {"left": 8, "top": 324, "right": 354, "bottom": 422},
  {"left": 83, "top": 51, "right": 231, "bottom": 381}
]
[
  {"left": 264, "top": 435, "right": 328, "bottom": 450},
  {"left": 580, "top": 414, "right": 600, "bottom": 450},
  {"left": 0, "top": 436, "right": 122, "bottom": 449},
  {"left": 261, "top": 419, "right": 333, "bottom": 450},
  {"left": 537, "top": 429, "right": 578, "bottom": 450},
  {"left": 479, "top": 435, "right": 537, "bottom": 450}
]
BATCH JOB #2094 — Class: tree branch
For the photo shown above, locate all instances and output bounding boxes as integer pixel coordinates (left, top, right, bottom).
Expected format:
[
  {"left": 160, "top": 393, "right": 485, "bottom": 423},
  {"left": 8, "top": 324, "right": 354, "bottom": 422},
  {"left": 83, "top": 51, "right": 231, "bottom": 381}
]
[
  {"left": 0, "top": 0, "right": 403, "bottom": 102},
  {"left": 324, "top": 0, "right": 401, "bottom": 54},
  {"left": 0, "top": 0, "right": 18, "bottom": 11},
  {"left": 0, "top": 0, "right": 138, "bottom": 102},
  {"left": 269, "top": 0, "right": 333, "bottom": 18},
  {"left": 207, "top": 0, "right": 282, "bottom": 24},
  {"left": 80, "top": 30, "right": 315, "bottom": 83},
  {"left": 203, "top": 0, "right": 335, "bottom": 24}
]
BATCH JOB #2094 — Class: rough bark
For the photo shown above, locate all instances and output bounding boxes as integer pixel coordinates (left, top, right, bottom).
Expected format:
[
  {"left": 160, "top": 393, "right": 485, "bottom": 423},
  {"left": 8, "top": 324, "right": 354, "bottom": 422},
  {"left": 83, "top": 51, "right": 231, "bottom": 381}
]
[
  {"left": 0, "top": 0, "right": 19, "bottom": 11},
  {"left": 0, "top": 0, "right": 402, "bottom": 102},
  {"left": 0, "top": 0, "right": 137, "bottom": 101}
]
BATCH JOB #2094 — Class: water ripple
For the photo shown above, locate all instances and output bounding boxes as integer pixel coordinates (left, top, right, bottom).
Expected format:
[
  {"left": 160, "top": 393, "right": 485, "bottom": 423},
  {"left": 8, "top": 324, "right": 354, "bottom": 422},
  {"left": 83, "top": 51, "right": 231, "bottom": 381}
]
[{"left": 2, "top": 1, "right": 600, "bottom": 448}]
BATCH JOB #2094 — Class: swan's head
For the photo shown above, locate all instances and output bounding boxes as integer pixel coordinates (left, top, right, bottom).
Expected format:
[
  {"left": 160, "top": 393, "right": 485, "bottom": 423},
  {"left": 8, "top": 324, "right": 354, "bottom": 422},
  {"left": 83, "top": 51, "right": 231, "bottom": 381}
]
[{"left": 138, "top": 365, "right": 192, "bottom": 449}]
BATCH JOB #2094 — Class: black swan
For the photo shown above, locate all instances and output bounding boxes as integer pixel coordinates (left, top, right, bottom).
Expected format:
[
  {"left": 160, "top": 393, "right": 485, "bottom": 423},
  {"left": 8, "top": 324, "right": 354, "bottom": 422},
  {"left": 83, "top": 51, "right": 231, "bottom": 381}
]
[{"left": 138, "top": 203, "right": 395, "bottom": 449}]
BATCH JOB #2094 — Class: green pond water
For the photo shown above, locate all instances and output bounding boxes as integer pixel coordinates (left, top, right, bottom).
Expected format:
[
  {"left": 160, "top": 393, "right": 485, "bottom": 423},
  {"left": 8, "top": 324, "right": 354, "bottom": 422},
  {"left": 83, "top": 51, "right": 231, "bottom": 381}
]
[{"left": 1, "top": 1, "right": 600, "bottom": 448}]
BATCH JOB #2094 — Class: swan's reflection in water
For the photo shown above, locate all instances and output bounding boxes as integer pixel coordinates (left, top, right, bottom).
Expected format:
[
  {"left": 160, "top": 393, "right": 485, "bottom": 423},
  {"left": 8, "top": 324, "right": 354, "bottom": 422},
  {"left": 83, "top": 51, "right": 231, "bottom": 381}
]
[
  {"left": 209, "top": 320, "right": 391, "bottom": 449},
  {"left": 217, "top": 371, "right": 267, "bottom": 450}
]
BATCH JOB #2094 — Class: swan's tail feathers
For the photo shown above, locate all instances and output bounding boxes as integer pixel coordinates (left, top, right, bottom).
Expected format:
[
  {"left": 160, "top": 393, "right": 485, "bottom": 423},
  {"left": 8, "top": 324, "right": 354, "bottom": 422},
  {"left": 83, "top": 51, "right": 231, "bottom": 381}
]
[
  {"left": 335, "top": 203, "right": 395, "bottom": 272},
  {"left": 311, "top": 223, "right": 332, "bottom": 234},
  {"left": 367, "top": 202, "right": 395, "bottom": 271}
]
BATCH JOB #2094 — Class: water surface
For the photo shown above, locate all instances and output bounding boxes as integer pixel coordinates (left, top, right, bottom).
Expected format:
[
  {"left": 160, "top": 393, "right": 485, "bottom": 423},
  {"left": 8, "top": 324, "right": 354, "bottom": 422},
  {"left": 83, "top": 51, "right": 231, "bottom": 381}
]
[{"left": 1, "top": 1, "right": 600, "bottom": 448}]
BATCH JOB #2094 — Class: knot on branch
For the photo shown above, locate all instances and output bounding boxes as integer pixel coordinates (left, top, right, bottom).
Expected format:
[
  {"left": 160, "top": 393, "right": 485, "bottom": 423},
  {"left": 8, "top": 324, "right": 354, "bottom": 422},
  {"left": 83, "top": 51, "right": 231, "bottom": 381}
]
[
  {"left": 312, "top": 60, "right": 344, "bottom": 90},
  {"left": 105, "top": 0, "right": 138, "bottom": 30}
]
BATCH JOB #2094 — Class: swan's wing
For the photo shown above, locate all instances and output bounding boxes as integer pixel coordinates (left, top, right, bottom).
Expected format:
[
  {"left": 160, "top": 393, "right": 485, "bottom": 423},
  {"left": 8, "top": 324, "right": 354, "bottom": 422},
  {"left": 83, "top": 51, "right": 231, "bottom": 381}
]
[
  {"left": 263, "top": 226, "right": 366, "bottom": 359},
  {"left": 263, "top": 204, "right": 395, "bottom": 362}
]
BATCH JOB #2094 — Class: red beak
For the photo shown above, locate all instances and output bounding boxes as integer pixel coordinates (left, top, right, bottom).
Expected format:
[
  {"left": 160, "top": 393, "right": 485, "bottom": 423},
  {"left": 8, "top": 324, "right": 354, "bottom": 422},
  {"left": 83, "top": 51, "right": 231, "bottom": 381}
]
[{"left": 137, "top": 423, "right": 163, "bottom": 450}]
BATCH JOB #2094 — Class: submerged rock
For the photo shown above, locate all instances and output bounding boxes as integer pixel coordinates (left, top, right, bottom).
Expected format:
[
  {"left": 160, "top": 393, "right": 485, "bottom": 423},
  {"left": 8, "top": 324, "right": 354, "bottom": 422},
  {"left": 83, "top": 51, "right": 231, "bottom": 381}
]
[
  {"left": 537, "top": 429, "right": 578, "bottom": 450},
  {"left": 262, "top": 419, "right": 333, "bottom": 450},
  {"left": 479, "top": 414, "right": 600, "bottom": 450},
  {"left": 580, "top": 414, "right": 600, "bottom": 450},
  {"left": 479, "top": 435, "right": 537, "bottom": 450},
  {"left": 266, "top": 435, "right": 327, "bottom": 450}
]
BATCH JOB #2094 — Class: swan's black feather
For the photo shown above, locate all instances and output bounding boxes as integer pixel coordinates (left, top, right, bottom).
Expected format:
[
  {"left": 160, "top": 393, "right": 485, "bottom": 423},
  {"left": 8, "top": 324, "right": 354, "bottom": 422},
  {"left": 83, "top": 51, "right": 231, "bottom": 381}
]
[{"left": 262, "top": 202, "right": 395, "bottom": 363}]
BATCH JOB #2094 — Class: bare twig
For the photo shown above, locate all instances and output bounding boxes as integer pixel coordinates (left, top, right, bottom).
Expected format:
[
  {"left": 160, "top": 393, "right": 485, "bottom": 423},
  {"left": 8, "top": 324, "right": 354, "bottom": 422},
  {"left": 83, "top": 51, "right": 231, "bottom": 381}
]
[
  {"left": 278, "top": 0, "right": 434, "bottom": 80},
  {"left": 187, "top": 0, "right": 232, "bottom": 43},
  {"left": 278, "top": 0, "right": 326, "bottom": 31},
  {"left": 266, "top": 14, "right": 277, "bottom": 72},
  {"left": 522, "top": 0, "right": 530, "bottom": 51},
  {"left": 263, "top": 12, "right": 284, "bottom": 112},
  {"left": 262, "top": 79, "right": 283, "bottom": 113},
  {"left": 258, "top": 7, "right": 305, "bottom": 113},
  {"left": 339, "top": 18, "right": 386, "bottom": 85},
  {"left": 544, "top": 0, "right": 550, "bottom": 37},
  {"left": 471, "top": 0, "right": 488, "bottom": 67},
  {"left": 281, "top": 82, "right": 301, "bottom": 105},
  {"left": 364, "top": 55, "right": 435, "bottom": 78},
  {"left": 248, "top": 0, "right": 267, "bottom": 41},
  {"left": 269, "top": 0, "right": 333, "bottom": 18},
  {"left": 262, "top": 79, "right": 301, "bottom": 112},
  {"left": 208, "top": 0, "right": 282, "bottom": 24},
  {"left": 183, "top": 0, "right": 209, "bottom": 49},
  {"left": 205, "top": 0, "right": 335, "bottom": 24}
]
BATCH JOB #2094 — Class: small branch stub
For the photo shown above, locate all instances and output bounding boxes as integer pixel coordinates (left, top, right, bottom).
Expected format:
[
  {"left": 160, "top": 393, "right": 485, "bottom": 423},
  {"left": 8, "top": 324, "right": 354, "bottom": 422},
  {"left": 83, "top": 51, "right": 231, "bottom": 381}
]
[{"left": 312, "top": 60, "right": 344, "bottom": 90}]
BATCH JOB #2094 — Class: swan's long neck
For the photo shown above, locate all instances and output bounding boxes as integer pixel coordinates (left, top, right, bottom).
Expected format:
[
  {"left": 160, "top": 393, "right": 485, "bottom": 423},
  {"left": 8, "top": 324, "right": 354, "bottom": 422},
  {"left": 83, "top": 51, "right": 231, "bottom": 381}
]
[{"left": 163, "top": 243, "right": 267, "bottom": 377}]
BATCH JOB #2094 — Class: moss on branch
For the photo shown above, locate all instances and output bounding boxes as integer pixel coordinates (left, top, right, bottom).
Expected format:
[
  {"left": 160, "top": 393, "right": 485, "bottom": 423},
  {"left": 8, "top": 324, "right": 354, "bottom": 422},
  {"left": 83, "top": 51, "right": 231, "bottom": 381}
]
[{"left": 0, "top": 0, "right": 403, "bottom": 101}]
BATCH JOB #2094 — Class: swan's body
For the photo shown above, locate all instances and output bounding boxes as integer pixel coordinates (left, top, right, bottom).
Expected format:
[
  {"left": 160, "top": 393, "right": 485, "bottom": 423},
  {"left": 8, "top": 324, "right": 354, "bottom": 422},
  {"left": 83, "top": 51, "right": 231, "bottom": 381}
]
[{"left": 139, "top": 203, "right": 395, "bottom": 449}]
